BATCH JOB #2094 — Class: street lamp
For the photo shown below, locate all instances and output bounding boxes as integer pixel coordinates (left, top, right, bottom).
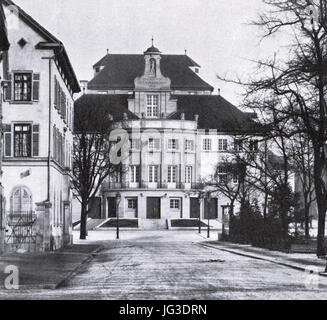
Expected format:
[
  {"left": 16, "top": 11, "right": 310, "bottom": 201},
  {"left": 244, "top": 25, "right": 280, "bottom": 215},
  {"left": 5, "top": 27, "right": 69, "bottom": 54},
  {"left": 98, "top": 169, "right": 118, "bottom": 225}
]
[
  {"left": 197, "top": 195, "right": 202, "bottom": 234},
  {"left": 207, "top": 193, "right": 211, "bottom": 238},
  {"left": 116, "top": 192, "right": 121, "bottom": 239}
]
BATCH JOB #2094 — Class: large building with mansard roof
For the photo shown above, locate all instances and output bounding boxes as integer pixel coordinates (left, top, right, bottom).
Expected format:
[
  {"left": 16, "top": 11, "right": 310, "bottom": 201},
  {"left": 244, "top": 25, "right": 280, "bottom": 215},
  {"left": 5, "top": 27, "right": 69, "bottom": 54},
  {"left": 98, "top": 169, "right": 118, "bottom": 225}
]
[{"left": 75, "top": 44, "right": 258, "bottom": 229}]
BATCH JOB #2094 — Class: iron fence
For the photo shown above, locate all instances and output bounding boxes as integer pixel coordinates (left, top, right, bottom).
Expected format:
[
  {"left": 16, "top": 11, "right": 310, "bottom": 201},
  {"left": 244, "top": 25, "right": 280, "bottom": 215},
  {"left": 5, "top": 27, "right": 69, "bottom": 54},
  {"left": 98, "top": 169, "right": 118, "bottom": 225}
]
[{"left": 5, "top": 211, "right": 37, "bottom": 245}]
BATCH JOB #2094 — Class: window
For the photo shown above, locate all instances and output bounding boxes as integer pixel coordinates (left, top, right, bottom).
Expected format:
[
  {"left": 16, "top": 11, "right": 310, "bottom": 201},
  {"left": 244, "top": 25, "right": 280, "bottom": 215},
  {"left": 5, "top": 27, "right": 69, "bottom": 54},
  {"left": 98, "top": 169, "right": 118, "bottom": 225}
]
[
  {"left": 185, "top": 166, "right": 192, "bottom": 184},
  {"left": 111, "top": 170, "right": 122, "bottom": 183},
  {"left": 14, "top": 124, "right": 31, "bottom": 157},
  {"left": 130, "top": 165, "right": 140, "bottom": 183},
  {"left": 11, "top": 186, "right": 32, "bottom": 213},
  {"left": 168, "top": 166, "right": 177, "bottom": 183},
  {"left": 217, "top": 166, "right": 227, "bottom": 184},
  {"left": 148, "top": 165, "right": 159, "bottom": 183},
  {"left": 54, "top": 76, "right": 67, "bottom": 121},
  {"left": 130, "top": 139, "right": 140, "bottom": 150},
  {"left": 203, "top": 138, "right": 211, "bottom": 151},
  {"left": 148, "top": 138, "right": 160, "bottom": 152},
  {"left": 218, "top": 139, "right": 228, "bottom": 152},
  {"left": 234, "top": 139, "right": 243, "bottom": 152},
  {"left": 14, "top": 73, "right": 32, "bottom": 101},
  {"left": 168, "top": 139, "right": 178, "bottom": 151},
  {"left": 146, "top": 95, "right": 159, "bottom": 117},
  {"left": 185, "top": 140, "right": 194, "bottom": 152},
  {"left": 249, "top": 140, "right": 259, "bottom": 152},
  {"left": 170, "top": 199, "right": 180, "bottom": 209},
  {"left": 127, "top": 198, "right": 137, "bottom": 210}
]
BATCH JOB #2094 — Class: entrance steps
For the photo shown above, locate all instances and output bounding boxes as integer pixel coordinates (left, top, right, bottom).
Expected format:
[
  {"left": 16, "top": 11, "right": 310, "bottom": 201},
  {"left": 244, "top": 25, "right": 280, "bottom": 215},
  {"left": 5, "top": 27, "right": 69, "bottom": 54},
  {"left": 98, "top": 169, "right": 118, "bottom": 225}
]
[
  {"left": 139, "top": 219, "right": 168, "bottom": 230},
  {"left": 74, "top": 218, "right": 106, "bottom": 231}
]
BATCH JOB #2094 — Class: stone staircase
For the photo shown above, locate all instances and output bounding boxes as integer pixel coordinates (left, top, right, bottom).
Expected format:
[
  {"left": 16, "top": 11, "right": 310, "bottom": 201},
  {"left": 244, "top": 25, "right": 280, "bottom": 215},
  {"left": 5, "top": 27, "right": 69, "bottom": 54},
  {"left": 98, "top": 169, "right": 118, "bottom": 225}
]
[
  {"left": 74, "top": 218, "right": 106, "bottom": 231},
  {"left": 138, "top": 219, "right": 168, "bottom": 230}
]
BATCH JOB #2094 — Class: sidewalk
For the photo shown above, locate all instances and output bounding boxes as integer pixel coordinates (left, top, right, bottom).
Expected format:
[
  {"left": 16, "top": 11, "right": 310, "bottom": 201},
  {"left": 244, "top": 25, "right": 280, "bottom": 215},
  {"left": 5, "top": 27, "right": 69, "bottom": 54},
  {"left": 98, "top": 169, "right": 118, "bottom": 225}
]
[
  {"left": 0, "top": 243, "right": 103, "bottom": 290},
  {"left": 198, "top": 239, "right": 327, "bottom": 275}
]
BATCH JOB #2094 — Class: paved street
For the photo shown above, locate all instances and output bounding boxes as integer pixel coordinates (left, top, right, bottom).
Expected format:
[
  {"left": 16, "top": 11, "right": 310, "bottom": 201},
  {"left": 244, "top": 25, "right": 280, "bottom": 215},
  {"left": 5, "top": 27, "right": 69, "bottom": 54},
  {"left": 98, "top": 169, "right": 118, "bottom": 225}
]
[{"left": 1, "top": 230, "right": 327, "bottom": 300}]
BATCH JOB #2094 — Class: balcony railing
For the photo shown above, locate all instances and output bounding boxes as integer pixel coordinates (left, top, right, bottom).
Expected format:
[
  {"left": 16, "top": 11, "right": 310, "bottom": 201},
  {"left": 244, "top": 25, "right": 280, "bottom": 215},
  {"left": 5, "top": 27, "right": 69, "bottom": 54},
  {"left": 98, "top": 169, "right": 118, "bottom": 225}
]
[{"left": 101, "top": 181, "right": 200, "bottom": 191}]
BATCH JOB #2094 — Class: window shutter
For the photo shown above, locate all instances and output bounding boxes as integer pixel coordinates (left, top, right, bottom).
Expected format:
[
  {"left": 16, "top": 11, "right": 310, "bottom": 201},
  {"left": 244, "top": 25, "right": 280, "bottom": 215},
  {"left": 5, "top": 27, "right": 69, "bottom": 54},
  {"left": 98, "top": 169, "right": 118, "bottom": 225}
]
[
  {"left": 3, "top": 74, "right": 12, "bottom": 101},
  {"left": 4, "top": 124, "right": 12, "bottom": 157},
  {"left": 58, "top": 87, "right": 62, "bottom": 114},
  {"left": 62, "top": 137, "right": 65, "bottom": 166},
  {"left": 53, "top": 125, "right": 56, "bottom": 158},
  {"left": 54, "top": 76, "right": 58, "bottom": 108},
  {"left": 32, "top": 73, "right": 40, "bottom": 101},
  {"left": 32, "top": 124, "right": 40, "bottom": 157},
  {"left": 63, "top": 96, "right": 67, "bottom": 122}
]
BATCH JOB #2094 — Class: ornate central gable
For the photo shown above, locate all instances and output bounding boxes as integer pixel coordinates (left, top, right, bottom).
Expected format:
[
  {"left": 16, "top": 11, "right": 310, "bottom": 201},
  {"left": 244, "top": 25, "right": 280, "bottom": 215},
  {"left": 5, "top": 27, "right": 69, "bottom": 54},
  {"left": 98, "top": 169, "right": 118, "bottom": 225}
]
[{"left": 134, "top": 45, "right": 171, "bottom": 91}]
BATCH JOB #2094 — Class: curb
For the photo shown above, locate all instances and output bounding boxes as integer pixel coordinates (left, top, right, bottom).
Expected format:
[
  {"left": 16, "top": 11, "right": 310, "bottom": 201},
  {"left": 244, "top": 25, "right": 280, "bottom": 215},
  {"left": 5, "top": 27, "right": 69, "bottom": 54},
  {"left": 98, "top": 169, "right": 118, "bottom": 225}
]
[
  {"left": 55, "top": 245, "right": 104, "bottom": 289},
  {"left": 198, "top": 242, "right": 327, "bottom": 277}
]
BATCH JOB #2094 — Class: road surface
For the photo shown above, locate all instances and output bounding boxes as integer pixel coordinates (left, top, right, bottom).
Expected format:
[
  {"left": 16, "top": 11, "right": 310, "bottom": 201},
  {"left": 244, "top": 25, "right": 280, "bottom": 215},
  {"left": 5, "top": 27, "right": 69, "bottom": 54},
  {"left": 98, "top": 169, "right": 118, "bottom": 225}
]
[{"left": 0, "top": 230, "right": 326, "bottom": 300}]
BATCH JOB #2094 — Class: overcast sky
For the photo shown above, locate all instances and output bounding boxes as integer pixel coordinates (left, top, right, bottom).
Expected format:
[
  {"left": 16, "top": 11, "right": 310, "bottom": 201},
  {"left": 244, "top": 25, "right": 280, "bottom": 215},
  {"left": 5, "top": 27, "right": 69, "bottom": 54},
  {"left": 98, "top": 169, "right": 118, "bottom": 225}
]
[{"left": 13, "top": 0, "right": 287, "bottom": 106}]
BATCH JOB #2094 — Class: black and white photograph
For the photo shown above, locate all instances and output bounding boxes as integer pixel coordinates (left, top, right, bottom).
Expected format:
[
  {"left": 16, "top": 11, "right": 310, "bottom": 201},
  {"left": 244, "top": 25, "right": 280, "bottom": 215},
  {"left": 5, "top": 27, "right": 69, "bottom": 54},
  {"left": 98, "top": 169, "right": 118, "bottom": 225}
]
[{"left": 0, "top": 0, "right": 327, "bottom": 307}]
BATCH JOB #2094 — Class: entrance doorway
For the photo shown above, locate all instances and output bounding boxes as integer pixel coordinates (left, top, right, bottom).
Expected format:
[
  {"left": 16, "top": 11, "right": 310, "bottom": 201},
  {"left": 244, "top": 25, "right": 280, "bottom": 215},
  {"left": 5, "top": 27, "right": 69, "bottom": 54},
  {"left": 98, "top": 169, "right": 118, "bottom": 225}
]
[
  {"left": 107, "top": 197, "right": 117, "bottom": 218},
  {"left": 190, "top": 198, "right": 200, "bottom": 218},
  {"left": 88, "top": 197, "right": 102, "bottom": 219},
  {"left": 146, "top": 197, "right": 161, "bottom": 219}
]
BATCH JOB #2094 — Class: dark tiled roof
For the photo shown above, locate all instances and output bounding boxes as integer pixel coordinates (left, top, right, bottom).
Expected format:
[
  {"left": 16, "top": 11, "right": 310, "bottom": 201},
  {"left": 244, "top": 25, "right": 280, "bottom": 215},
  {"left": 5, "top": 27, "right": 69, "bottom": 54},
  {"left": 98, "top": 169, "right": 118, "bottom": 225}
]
[
  {"left": 168, "top": 95, "right": 259, "bottom": 133},
  {"left": 3, "top": 0, "right": 80, "bottom": 93},
  {"left": 88, "top": 54, "right": 212, "bottom": 91},
  {"left": 144, "top": 46, "right": 161, "bottom": 54},
  {"left": 74, "top": 94, "right": 139, "bottom": 132},
  {"left": 75, "top": 94, "right": 258, "bottom": 133}
]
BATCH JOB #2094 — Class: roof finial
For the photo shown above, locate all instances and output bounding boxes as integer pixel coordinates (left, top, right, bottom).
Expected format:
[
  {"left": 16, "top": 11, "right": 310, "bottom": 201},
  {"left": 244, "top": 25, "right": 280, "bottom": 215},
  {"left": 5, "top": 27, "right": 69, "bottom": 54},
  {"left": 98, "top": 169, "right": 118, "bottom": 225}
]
[
  {"left": 185, "top": 49, "right": 187, "bottom": 55},
  {"left": 107, "top": 48, "right": 109, "bottom": 55},
  {"left": 151, "top": 36, "right": 154, "bottom": 47}
]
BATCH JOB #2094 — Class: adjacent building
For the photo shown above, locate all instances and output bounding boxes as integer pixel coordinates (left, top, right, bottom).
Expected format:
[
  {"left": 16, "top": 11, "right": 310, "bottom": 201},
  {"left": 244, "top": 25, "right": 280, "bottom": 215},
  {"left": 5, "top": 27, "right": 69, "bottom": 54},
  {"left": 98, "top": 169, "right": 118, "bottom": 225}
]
[
  {"left": 0, "top": 0, "right": 10, "bottom": 253},
  {"left": 0, "top": 0, "right": 80, "bottom": 251},
  {"left": 76, "top": 45, "right": 257, "bottom": 229}
]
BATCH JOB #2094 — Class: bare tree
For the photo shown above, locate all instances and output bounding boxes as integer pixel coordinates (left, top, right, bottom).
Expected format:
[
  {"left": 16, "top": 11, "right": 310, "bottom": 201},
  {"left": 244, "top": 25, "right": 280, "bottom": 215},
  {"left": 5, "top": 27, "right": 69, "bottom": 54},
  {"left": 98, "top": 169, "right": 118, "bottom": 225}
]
[
  {"left": 71, "top": 99, "right": 125, "bottom": 240},
  {"left": 206, "top": 157, "right": 247, "bottom": 217},
  {"left": 289, "top": 132, "right": 316, "bottom": 239},
  {"left": 236, "top": 130, "right": 295, "bottom": 246},
  {"left": 218, "top": 0, "right": 327, "bottom": 256}
]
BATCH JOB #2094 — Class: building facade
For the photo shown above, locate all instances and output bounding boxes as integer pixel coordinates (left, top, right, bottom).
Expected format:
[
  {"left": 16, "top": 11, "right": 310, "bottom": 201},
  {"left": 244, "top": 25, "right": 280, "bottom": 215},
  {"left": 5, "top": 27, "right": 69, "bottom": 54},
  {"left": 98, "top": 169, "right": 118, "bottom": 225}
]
[
  {"left": 76, "top": 44, "right": 256, "bottom": 229},
  {"left": 0, "top": 0, "right": 80, "bottom": 251},
  {"left": 0, "top": 1, "right": 10, "bottom": 253}
]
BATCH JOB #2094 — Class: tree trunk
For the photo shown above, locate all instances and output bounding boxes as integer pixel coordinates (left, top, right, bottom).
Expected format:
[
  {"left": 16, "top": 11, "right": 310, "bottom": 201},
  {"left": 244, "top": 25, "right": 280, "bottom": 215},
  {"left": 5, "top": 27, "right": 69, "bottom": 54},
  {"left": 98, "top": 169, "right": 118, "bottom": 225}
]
[
  {"left": 313, "top": 152, "right": 326, "bottom": 257},
  {"left": 304, "top": 203, "right": 310, "bottom": 241},
  {"left": 279, "top": 198, "right": 290, "bottom": 250},
  {"left": 316, "top": 188, "right": 326, "bottom": 257},
  {"left": 80, "top": 201, "right": 88, "bottom": 240}
]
